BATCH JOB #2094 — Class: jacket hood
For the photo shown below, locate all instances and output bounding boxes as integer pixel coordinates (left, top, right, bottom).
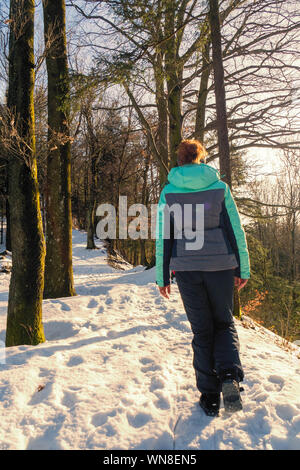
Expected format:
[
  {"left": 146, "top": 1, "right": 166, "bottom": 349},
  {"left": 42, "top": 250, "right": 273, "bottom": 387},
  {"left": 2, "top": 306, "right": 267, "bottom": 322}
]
[{"left": 167, "top": 163, "right": 221, "bottom": 190}]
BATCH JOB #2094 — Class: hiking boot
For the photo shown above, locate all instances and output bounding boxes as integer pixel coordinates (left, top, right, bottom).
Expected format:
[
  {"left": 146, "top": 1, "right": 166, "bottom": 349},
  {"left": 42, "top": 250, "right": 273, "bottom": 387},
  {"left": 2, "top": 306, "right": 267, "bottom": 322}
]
[
  {"left": 199, "top": 393, "right": 220, "bottom": 417},
  {"left": 220, "top": 370, "right": 243, "bottom": 413}
]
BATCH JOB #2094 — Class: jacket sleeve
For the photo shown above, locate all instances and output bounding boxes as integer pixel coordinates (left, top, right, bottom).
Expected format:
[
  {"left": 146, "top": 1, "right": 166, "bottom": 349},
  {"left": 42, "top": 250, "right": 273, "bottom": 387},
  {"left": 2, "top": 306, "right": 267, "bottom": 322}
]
[
  {"left": 223, "top": 184, "right": 250, "bottom": 279},
  {"left": 155, "top": 187, "right": 174, "bottom": 287}
]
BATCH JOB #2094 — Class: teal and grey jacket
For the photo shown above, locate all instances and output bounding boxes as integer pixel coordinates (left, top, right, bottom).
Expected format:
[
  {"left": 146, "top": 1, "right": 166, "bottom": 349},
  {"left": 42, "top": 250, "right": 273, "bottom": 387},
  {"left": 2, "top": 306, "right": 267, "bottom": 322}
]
[{"left": 155, "top": 163, "right": 250, "bottom": 287}]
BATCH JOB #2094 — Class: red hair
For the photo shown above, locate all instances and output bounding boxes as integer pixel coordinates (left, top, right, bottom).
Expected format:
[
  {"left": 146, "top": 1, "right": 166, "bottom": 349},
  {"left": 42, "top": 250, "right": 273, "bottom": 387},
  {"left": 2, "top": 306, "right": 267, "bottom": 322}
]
[{"left": 177, "top": 139, "right": 207, "bottom": 166}]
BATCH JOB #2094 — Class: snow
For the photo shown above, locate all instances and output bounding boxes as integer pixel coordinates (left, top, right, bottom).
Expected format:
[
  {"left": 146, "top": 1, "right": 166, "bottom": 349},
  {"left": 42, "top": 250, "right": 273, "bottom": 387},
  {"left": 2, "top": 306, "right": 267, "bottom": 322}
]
[
  {"left": 0, "top": 250, "right": 11, "bottom": 273},
  {"left": 0, "top": 229, "right": 299, "bottom": 450}
]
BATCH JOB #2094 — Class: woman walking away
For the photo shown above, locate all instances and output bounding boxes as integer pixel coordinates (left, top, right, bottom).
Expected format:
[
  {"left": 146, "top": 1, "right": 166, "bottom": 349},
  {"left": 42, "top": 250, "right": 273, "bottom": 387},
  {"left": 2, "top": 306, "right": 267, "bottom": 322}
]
[{"left": 155, "top": 139, "right": 250, "bottom": 417}]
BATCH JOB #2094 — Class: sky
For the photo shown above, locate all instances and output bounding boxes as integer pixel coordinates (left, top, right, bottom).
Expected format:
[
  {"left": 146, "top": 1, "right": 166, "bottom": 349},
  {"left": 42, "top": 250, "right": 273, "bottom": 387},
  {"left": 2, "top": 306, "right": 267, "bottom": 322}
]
[{"left": 0, "top": 0, "right": 297, "bottom": 178}]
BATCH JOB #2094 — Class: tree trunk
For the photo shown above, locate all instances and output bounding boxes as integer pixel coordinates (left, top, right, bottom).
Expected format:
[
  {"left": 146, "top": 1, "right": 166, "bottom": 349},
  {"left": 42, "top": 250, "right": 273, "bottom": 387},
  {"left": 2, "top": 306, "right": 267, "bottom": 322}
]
[
  {"left": 167, "top": 77, "right": 183, "bottom": 166},
  {"left": 6, "top": 0, "right": 46, "bottom": 346},
  {"left": 140, "top": 150, "right": 151, "bottom": 265},
  {"left": 86, "top": 156, "right": 97, "bottom": 249},
  {"left": 165, "top": 5, "right": 183, "bottom": 166},
  {"left": 154, "top": 54, "right": 170, "bottom": 185},
  {"left": 195, "top": 39, "right": 211, "bottom": 143},
  {"left": 209, "top": 0, "right": 240, "bottom": 317},
  {"left": 42, "top": 0, "right": 76, "bottom": 298},
  {"left": 209, "top": 0, "right": 231, "bottom": 187},
  {"left": 83, "top": 105, "right": 98, "bottom": 249}
]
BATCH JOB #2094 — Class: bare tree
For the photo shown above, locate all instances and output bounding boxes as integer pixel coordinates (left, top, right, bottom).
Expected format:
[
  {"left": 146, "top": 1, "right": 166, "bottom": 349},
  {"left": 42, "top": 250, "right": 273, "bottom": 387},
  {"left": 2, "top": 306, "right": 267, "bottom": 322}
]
[{"left": 68, "top": 0, "right": 300, "bottom": 183}]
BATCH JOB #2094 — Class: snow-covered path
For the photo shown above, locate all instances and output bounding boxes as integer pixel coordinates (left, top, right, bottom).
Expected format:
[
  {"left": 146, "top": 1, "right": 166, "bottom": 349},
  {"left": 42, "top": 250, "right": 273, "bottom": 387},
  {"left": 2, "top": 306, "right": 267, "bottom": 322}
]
[{"left": 0, "top": 230, "right": 299, "bottom": 450}]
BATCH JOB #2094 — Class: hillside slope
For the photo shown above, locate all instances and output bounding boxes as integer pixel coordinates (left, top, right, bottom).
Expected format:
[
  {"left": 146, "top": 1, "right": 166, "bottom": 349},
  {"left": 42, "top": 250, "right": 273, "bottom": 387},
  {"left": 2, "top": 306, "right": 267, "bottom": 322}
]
[{"left": 0, "top": 229, "right": 299, "bottom": 450}]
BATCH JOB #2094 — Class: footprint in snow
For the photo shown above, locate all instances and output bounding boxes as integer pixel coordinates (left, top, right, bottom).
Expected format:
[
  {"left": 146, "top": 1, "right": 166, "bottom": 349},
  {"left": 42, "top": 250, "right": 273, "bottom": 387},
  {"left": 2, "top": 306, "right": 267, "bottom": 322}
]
[
  {"left": 121, "top": 397, "right": 134, "bottom": 406},
  {"left": 92, "top": 410, "right": 117, "bottom": 427},
  {"left": 140, "top": 357, "right": 162, "bottom": 373},
  {"left": 103, "top": 423, "right": 117, "bottom": 437},
  {"left": 140, "top": 357, "right": 153, "bottom": 365},
  {"left": 68, "top": 386, "right": 81, "bottom": 392},
  {"left": 52, "top": 300, "right": 71, "bottom": 312},
  {"left": 62, "top": 391, "right": 77, "bottom": 409},
  {"left": 87, "top": 298, "right": 98, "bottom": 309},
  {"left": 153, "top": 392, "right": 170, "bottom": 410},
  {"left": 66, "top": 355, "right": 84, "bottom": 367},
  {"left": 112, "top": 344, "right": 129, "bottom": 352},
  {"left": 267, "top": 375, "right": 285, "bottom": 391},
  {"left": 39, "top": 367, "right": 54, "bottom": 378},
  {"left": 141, "top": 364, "right": 163, "bottom": 373},
  {"left": 127, "top": 411, "right": 151, "bottom": 428},
  {"left": 120, "top": 295, "right": 131, "bottom": 303},
  {"left": 82, "top": 321, "right": 99, "bottom": 332},
  {"left": 107, "top": 330, "right": 119, "bottom": 339},
  {"left": 150, "top": 376, "right": 165, "bottom": 392},
  {"left": 275, "top": 403, "right": 299, "bottom": 422}
]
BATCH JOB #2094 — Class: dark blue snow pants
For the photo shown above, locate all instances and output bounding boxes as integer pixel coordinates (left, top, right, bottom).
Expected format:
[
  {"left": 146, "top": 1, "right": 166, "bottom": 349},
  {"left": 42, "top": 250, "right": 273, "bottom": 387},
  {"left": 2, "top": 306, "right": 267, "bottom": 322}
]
[{"left": 175, "top": 269, "right": 244, "bottom": 394}]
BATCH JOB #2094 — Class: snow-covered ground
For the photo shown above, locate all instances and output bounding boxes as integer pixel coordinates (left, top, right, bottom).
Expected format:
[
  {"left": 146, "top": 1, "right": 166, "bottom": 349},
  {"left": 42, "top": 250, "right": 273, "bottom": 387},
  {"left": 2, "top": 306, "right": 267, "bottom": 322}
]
[{"left": 0, "top": 229, "right": 299, "bottom": 450}]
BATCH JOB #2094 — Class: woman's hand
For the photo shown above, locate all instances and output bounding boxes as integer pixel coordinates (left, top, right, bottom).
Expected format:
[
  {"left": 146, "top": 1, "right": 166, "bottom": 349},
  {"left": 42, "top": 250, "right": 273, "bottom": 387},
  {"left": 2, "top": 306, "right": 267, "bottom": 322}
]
[
  {"left": 158, "top": 284, "right": 171, "bottom": 299},
  {"left": 234, "top": 277, "right": 248, "bottom": 291}
]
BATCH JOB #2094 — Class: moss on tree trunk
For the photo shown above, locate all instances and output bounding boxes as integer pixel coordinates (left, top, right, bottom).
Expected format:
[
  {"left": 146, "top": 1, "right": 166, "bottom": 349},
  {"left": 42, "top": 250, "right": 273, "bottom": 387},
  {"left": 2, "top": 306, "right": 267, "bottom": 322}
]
[
  {"left": 6, "top": 0, "right": 46, "bottom": 346},
  {"left": 42, "top": 0, "right": 76, "bottom": 298}
]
